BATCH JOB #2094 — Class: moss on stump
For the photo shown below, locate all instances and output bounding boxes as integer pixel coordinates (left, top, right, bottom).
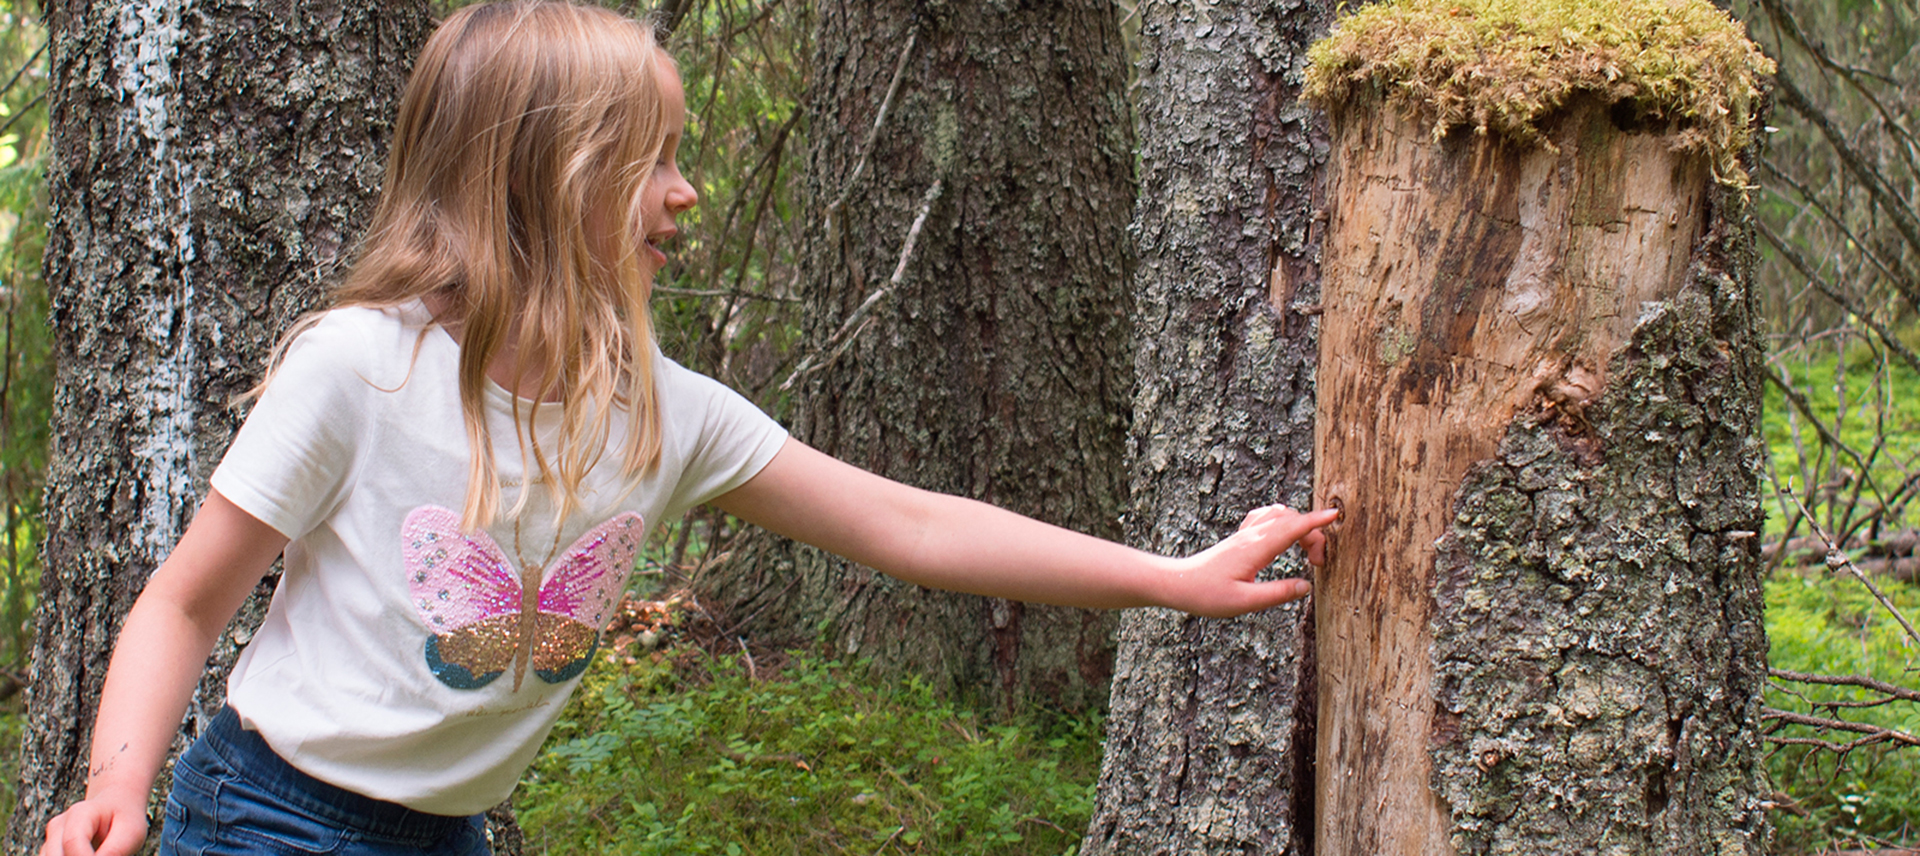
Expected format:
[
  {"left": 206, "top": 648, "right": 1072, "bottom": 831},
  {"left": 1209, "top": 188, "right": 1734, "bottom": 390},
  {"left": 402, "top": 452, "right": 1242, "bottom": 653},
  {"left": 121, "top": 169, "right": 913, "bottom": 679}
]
[{"left": 1304, "top": 0, "right": 1773, "bottom": 183}]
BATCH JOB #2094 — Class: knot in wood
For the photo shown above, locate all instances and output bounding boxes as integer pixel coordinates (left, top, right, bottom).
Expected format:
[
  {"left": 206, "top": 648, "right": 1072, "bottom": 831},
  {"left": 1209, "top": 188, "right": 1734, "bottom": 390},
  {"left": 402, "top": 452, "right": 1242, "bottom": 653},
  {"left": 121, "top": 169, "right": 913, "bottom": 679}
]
[{"left": 1476, "top": 748, "right": 1503, "bottom": 771}]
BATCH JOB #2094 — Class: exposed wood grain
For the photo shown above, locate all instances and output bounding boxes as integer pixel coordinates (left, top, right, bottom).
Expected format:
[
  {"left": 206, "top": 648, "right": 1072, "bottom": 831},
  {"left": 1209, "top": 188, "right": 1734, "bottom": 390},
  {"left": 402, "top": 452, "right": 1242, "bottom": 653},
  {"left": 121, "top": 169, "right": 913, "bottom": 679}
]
[{"left": 1312, "top": 102, "right": 1708, "bottom": 855}]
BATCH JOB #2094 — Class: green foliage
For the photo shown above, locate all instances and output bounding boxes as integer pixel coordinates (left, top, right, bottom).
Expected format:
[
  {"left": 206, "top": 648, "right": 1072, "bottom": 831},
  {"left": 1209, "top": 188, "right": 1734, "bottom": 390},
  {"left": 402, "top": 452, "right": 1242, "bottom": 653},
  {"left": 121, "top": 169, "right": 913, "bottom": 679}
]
[
  {"left": 1762, "top": 335, "right": 1920, "bottom": 540},
  {"left": 649, "top": 0, "right": 809, "bottom": 414},
  {"left": 0, "top": 4, "right": 47, "bottom": 684},
  {"left": 517, "top": 653, "right": 1102, "bottom": 855},
  {"left": 1763, "top": 571, "right": 1920, "bottom": 852},
  {"left": 1304, "top": 0, "right": 1774, "bottom": 183}
]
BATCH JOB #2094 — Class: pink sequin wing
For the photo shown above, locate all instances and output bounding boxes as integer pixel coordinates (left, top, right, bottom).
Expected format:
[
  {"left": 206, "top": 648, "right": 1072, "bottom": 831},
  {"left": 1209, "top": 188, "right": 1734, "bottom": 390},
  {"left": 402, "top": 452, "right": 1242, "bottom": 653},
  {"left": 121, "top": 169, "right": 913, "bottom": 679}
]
[
  {"left": 536, "top": 512, "right": 645, "bottom": 630},
  {"left": 402, "top": 505, "right": 522, "bottom": 634}
]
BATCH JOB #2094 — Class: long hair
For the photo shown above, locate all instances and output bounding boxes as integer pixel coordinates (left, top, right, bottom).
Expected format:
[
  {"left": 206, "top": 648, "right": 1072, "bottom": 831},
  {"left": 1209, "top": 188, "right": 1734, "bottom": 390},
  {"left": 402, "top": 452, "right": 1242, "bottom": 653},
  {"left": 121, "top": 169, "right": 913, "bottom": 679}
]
[{"left": 327, "top": 1, "right": 672, "bottom": 530}]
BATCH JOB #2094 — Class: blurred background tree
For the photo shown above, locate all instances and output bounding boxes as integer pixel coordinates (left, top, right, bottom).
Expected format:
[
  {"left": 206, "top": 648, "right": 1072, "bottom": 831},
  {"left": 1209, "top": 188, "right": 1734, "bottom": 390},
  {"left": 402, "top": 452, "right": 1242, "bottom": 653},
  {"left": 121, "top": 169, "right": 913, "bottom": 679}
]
[
  {"left": 1735, "top": 0, "right": 1920, "bottom": 850},
  {"left": 0, "top": 0, "right": 49, "bottom": 827}
]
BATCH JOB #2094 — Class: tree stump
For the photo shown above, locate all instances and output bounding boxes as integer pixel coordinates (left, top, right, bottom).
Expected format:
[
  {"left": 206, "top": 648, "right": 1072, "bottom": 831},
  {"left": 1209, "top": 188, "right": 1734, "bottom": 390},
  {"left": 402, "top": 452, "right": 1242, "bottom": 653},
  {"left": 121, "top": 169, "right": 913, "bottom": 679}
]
[{"left": 1310, "top": 91, "right": 1771, "bottom": 856}]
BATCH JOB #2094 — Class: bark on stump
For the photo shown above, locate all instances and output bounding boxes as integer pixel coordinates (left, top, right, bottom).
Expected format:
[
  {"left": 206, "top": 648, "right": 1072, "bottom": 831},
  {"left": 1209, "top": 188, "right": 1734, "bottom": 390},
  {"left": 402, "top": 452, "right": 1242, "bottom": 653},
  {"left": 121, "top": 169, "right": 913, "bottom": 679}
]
[
  {"left": 1311, "top": 102, "right": 1770, "bottom": 854},
  {"left": 697, "top": 0, "right": 1134, "bottom": 716}
]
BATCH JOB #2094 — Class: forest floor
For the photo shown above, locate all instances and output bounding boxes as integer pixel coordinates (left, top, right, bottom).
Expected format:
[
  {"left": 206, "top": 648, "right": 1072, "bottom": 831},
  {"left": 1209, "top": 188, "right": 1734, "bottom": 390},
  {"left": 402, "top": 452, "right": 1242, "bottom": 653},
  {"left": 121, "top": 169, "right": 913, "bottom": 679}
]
[{"left": 0, "top": 553, "right": 1909, "bottom": 854}]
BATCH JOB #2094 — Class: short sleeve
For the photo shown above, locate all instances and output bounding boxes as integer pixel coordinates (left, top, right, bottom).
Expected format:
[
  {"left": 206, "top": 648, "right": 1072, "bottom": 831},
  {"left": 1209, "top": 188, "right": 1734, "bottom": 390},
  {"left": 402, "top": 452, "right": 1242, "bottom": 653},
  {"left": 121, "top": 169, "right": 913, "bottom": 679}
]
[
  {"left": 210, "top": 317, "right": 372, "bottom": 540},
  {"left": 658, "top": 358, "right": 788, "bottom": 519}
]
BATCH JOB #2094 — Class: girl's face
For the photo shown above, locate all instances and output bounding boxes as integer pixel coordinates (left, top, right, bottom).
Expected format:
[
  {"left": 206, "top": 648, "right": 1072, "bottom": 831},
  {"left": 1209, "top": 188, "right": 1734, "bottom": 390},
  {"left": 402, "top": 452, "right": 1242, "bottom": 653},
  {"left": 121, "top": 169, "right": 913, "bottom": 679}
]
[{"left": 639, "top": 55, "right": 698, "bottom": 280}]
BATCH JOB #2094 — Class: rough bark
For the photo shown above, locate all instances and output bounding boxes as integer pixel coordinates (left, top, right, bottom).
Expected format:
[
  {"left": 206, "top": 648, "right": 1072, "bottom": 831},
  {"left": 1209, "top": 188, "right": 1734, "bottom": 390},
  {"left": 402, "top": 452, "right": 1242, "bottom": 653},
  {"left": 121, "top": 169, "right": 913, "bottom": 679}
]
[
  {"left": 9, "top": 1, "right": 427, "bottom": 849},
  {"left": 1312, "top": 103, "right": 1770, "bottom": 854},
  {"left": 698, "top": 0, "right": 1135, "bottom": 715},
  {"left": 1083, "top": 0, "right": 1332, "bottom": 853}
]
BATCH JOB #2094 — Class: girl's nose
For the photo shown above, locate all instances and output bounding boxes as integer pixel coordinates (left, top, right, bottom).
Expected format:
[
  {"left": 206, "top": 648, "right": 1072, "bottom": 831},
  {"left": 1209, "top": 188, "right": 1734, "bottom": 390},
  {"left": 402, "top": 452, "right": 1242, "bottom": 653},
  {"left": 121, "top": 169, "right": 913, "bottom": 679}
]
[{"left": 667, "top": 177, "right": 698, "bottom": 214}]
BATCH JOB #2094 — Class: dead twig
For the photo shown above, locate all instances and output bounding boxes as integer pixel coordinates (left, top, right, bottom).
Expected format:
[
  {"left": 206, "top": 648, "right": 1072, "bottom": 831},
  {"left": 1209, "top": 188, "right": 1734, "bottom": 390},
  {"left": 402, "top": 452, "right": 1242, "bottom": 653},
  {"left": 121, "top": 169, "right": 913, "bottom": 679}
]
[
  {"left": 1778, "top": 485, "right": 1920, "bottom": 650},
  {"left": 1761, "top": 708, "right": 1920, "bottom": 749},
  {"left": 1770, "top": 668, "right": 1920, "bottom": 704},
  {"left": 828, "top": 28, "right": 919, "bottom": 216},
  {"left": 781, "top": 180, "right": 943, "bottom": 391}
]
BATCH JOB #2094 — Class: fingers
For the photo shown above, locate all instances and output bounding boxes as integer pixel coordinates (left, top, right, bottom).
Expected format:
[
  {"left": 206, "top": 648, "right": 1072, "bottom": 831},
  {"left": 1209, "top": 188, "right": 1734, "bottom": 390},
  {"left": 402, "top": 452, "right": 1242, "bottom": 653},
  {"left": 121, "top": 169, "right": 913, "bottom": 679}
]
[
  {"left": 1302, "top": 529, "right": 1328, "bottom": 567},
  {"left": 1248, "top": 506, "right": 1339, "bottom": 552},
  {"left": 44, "top": 801, "right": 145, "bottom": 856},
  {"left": 97, "top": 815, "right": 147, "bottom": 856},
  {"left": 1195, "top": 577, "right": 1311, "bottom": 619},
  {"left": 45, "top": 807, "right": 96, "bottom": 856}
]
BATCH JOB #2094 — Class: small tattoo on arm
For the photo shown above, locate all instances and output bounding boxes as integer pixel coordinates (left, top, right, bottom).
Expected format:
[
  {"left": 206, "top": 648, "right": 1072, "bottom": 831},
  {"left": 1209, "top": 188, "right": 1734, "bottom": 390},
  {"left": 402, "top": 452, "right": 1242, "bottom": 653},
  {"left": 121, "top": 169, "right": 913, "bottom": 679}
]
[{"left": 88, "top": 744, "right": 128, "bottom": 778}]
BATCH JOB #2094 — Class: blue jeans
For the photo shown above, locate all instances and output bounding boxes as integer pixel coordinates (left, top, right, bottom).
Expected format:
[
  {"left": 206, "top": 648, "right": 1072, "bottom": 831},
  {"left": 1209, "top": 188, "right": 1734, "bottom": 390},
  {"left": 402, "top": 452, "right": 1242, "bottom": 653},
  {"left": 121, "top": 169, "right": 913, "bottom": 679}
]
[{"left": 159, "top": 707, "right": 490, "bottom": 855}]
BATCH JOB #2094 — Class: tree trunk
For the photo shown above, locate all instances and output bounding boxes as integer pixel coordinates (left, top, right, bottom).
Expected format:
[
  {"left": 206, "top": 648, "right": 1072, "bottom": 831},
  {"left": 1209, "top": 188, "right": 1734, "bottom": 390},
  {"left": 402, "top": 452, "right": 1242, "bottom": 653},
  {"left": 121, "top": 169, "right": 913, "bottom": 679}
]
[
  {"left": 8, "top": 1, "right": 427, "bottom": 849},
  {"left": 1083, "top": 1, "right": 1333, "bottom": 853},
  {"left": 1311, "top": 102, "right": 1771, "bottom": 854},
  {"left": 698, "top": 0, "right": 1135, "bottom": 715}
]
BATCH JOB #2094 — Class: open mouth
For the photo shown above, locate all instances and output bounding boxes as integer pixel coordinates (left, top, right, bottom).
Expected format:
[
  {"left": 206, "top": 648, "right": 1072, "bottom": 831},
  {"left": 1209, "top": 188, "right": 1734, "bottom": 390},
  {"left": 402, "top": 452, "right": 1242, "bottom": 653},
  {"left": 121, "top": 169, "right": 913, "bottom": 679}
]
[{"left": 643, "top": 230, "right": 675, "bottom": 266}]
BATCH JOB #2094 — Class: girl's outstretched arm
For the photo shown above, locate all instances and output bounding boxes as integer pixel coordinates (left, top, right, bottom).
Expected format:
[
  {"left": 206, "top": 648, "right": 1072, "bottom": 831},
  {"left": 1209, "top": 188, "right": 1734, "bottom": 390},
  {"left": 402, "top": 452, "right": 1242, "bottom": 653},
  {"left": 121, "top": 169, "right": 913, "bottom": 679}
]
[
  {"left": 712, "top": 438, "right": 1334, "bottom": 618},
  {"left": 42, "top": 490, "right": 288, "bottom": 856}
]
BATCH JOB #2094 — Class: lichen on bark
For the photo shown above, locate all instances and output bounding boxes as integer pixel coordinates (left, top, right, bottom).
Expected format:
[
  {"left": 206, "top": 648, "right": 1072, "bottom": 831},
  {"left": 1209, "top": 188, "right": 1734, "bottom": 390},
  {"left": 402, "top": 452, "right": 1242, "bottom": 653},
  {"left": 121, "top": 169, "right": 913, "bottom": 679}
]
[
  {"left": 1429, "top": 188, "right": 1771, "bottom": 854},
  {"left": 9, "top": 1, "right": 428, "bottom": 849},
  {"left": 1084, "top": 0, "right": 1332, "bottom": 852}
]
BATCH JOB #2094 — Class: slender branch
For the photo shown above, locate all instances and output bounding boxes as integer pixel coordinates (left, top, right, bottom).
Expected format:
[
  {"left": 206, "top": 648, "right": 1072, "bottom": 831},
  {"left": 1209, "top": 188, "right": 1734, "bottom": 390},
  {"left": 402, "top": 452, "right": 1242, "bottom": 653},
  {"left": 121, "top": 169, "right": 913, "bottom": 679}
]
[
  {"left": 1755, "top": 0, "right": 1919, "bottom": 173},
  {"left": 1765, "top": 365, "right": 1875, "bottom": 486},
  {"left": 1770, "top": 668, "right": 1920, "bottom": 704},
  {"left": 1777, "top": 487, "right": 1920, "bottom": 650},
  {"left": 702, "top": 106, "right": 803, "bottom": 296},
  {"left": 827, "top": 28, "right": 918, "bottom": 215},
  {"left": 654, "top": 286, "right": 801, "bottom": 303},
  {"left": 0, "top": 89, "right": 46, "bottom": 145},
  {"left": 1758, "top": 157, "right": 1920, "bottom": 317},
  {"left": 781, "top": 180, "right": 942, "bottom": 392},
  {"left": 1761, "top": 708, "right": 1920, "bottom": 748},
  {"left": 1765, "top": 732, "right": 1910, "bottom": 754},
  {"left": 0, "top": 40, "right": 45, "bottom": 106},
  {"left": 1756, "top": 219, "right": 1920, "bottom": 376},
  {"left": 1773, "top": 72, "right": 1920, "bottom": 261}
]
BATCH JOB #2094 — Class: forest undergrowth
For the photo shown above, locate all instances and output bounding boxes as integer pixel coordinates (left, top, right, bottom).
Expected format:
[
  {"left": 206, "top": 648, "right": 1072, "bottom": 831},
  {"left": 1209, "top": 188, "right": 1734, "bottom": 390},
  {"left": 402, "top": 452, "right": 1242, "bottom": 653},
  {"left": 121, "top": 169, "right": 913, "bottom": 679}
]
[
  {"left": 1758, "top": 339, "right": 1920, "bottom": 853},
  {"left": 509, "top": 571, "right": 1103, "bottom": 855}
]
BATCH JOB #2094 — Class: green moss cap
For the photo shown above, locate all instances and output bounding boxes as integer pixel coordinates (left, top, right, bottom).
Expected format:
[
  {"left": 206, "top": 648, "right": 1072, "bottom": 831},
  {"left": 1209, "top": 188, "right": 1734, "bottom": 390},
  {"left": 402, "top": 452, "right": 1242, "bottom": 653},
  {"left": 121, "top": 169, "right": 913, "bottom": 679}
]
[{"left": 1304, "top": 0, "right": 1775, "bottom": 184}]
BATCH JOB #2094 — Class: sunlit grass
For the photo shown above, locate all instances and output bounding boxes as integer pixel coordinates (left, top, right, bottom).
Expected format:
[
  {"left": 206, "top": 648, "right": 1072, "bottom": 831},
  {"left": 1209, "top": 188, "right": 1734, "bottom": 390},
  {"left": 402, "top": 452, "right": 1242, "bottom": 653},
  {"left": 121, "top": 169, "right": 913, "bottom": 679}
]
[
  {"left": 517, "top": 650, "right": 1102, "bottom": 855},
  {"left": 1763, "top": 339, "right": 1920, "bottom": 539},
  {"left": 1763, "top": 570, "right": 1920, "bottom": 852}
]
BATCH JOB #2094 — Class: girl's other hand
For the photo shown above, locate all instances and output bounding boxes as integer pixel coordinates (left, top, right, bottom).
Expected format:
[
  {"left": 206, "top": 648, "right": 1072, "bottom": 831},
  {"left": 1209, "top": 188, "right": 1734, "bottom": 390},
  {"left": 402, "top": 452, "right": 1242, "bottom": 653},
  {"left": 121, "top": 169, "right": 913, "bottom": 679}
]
[
  {"left": 1159, "top": 504, "right": 1339, "bottom": 619},
  {"left": 41, "top": 793, "right": 148, "bottom": 856}
]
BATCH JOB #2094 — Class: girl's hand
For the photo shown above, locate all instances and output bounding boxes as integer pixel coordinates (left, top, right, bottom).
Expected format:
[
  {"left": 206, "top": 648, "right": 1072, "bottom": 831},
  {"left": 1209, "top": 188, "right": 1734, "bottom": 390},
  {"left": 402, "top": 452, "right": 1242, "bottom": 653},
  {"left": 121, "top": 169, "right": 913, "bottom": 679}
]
[
  {"left": 42, "top": 490, "right": 287, "bottom": 856},
  {"left": 1157, "top": 504, "right": 1339, "bottom": 618},
  {"left": 41, "top": 792, "right": 148, "bottom": 856}
]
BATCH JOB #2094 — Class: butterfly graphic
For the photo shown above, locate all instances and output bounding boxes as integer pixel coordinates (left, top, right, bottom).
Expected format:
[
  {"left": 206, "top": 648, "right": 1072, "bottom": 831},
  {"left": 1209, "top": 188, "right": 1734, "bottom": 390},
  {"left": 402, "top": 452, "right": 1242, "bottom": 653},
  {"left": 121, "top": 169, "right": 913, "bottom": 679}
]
[{"left": 402, "top": 505, "right": 644, "bottom": 691}]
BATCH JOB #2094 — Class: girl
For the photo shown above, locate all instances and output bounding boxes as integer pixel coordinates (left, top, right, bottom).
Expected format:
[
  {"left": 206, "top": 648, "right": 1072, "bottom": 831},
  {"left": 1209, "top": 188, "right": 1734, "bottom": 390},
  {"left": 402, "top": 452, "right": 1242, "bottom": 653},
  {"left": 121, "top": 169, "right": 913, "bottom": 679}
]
[{"left": 43, "top": 3, "right": 1335, "bottom": 854}]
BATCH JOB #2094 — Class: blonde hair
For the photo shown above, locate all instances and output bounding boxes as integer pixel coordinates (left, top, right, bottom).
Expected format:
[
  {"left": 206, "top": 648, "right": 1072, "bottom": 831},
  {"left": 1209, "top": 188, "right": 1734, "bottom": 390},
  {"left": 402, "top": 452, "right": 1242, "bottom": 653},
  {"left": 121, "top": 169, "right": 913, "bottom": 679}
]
[{"left": 329, "top": 0, "right": 673, "bottom": 530}]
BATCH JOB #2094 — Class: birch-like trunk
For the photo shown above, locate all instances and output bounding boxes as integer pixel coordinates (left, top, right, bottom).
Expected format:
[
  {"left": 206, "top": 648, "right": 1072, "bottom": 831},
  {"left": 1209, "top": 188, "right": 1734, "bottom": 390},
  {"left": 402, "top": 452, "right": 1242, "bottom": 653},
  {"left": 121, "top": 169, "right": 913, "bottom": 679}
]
[
  {"left": 1084, "top": 1, "right": 1333, "bottom": 852},
  {"left": 8, "top": 2, "right": 427, "bottom": 848}
]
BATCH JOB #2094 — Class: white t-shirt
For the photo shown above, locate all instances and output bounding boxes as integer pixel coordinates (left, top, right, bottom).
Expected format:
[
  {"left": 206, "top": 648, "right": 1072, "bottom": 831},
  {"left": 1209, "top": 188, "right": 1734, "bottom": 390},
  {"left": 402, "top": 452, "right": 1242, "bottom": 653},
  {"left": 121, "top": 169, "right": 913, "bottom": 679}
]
[{"left": 212, "top": 302, "right": 787, "bottom": 815}]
